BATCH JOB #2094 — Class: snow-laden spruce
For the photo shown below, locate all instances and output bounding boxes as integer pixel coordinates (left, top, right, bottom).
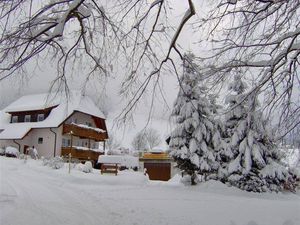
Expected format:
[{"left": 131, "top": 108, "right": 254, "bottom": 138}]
[
  {"left": 169, "top": 53, "right": 221, "bottom": 184},
  {"left": 221, "top": 75, "right": 297, "bottom": 192}
]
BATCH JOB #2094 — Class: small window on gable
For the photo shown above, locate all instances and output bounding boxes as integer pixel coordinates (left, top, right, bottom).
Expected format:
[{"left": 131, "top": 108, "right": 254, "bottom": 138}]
[
  {"left": 25, "top": 115, "right": 31, "bottom": 122},
  {"left": 37, "top": 114, "right": 44, "bottom": 122},
  {"left": 12, "top": 116, "right": 18, "bottom": 123},
  {"left": 86, "top": 122, "right": 92, "bottom": 127},
  {"left": 38, "top": 137, "right": 43, "bottom": 144},
  {"left": 68, "top": 118, "right": 77, "bottom": 124}
]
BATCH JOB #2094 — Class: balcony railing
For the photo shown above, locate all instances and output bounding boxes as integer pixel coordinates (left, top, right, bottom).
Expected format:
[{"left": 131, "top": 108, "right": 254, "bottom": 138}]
[
  {"left": 63, "top": 123, "right": 107, "bottom": 141},
  {"left": 61, "top": 147, "right": 104, "bottom": 161}
]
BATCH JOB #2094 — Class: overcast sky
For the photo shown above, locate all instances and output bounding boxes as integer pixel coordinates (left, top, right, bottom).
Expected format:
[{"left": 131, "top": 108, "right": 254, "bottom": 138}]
[{"left": 0, "top": 0, "right": 207, "bottom": 110}]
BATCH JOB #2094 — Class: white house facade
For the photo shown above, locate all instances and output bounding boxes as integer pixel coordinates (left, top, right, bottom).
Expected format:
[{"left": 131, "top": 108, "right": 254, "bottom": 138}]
[{"left": 0, "top": 92, "right": 108, "bottom": 162}]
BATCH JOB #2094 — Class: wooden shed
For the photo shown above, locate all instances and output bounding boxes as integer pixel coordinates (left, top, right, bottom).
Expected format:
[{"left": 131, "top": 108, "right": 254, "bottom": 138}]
[{"left": 139, "top": 152, "right": 173, "bottom": 181}]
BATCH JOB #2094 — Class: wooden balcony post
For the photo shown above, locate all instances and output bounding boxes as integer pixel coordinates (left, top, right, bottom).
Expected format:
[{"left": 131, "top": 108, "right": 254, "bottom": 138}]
[
  {"left": 88, "top": 137, "right": 91, "bottom": 160},
  {"left": 68, "top": 153, "right": 72, "bottom": 174},
  {"left": 70, "top": 130, "right": 73, "bottom": 151}
]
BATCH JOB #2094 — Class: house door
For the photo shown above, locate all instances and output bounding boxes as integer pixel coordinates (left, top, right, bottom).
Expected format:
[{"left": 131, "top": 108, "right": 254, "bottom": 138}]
[
  {"left": 144, "top": 162, "right": 171, "bottom": 181},
  {"left": 24, "top": 145, "right": 29, "bottom": 154}
]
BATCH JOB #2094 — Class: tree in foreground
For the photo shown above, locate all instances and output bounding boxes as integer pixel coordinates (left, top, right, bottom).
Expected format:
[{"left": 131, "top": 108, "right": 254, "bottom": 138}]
[
  {"left": 0, "top": 0, "right": 299, "bottom": 133},
  {"left": 199, "top": 0, "right": 300, "bottom": 138},
  {"left": 0, "top": 0, "right": 196, "bottom": 120},
  {"left": 221, "top": 75, "right": 298, "bottom": 192},
  {"left": 169, "top": 53, "right": 220, "bottom": 185}
]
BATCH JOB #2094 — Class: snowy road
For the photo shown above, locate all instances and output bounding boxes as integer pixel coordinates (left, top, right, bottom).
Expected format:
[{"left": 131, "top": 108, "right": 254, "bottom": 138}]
[{"left": 1, "top": 157, "right": 299, "bottom": 225}]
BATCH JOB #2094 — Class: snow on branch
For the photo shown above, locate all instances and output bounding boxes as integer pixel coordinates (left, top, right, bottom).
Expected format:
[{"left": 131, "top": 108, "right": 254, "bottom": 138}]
[{"left": 197, "top": 0, "right": 300, "bottom": 135}]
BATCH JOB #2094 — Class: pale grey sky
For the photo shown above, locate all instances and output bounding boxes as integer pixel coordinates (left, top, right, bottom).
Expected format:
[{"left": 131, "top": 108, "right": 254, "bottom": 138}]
[{"left": 0, "top": 0, "right": 207, "bottom": 115}]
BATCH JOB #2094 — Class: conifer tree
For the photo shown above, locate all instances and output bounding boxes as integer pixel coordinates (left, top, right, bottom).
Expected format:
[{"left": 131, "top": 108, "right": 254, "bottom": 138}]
[
  {"left": 169, "top": 53, "right": 220, "bottom": 184},
  {"left": 223, "top": 75, "right": 297, "bottom": 192}
]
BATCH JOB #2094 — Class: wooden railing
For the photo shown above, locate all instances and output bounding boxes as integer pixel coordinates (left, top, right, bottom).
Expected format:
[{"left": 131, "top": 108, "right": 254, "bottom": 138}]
[
  {"left": 61, "top": 147, "right": 103, "bottom": 161},
  {"left": 63, "top": 123, "right": 107, "bottom": 141}
]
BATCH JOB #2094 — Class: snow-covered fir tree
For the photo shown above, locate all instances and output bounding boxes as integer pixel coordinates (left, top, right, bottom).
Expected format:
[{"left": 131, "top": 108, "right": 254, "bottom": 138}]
[
  {"left": 169, "top": 53, "right": 221, "bottom": 185},
  {"left": 222, "top": 75, "right": 298, "bottom": 192}
]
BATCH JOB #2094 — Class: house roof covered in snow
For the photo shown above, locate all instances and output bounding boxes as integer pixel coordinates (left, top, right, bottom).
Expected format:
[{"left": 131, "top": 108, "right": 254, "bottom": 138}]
[{"left": 0, "top": 91, "right": 106, "bottom": 140}]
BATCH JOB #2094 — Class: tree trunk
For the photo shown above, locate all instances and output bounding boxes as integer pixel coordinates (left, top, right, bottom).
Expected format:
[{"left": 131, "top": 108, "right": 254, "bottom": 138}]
[{"left": 191, "top": 172, "right": 197, "bottom": 185}]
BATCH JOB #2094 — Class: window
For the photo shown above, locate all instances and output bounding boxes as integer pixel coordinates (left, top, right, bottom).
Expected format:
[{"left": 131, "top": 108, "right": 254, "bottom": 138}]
[
  {"left": 37, "top": 114, "right": 44, "bottom": 122},
  {"left": 85, "top": 122, "right": 92, "bottom": 127},
  {"left": 12, "top": 116, "right": 18, "bottom": 123},
  {"left": 67, "top": 118, "right": 77, "bottom": 124},
  {"left": 38, "top": 137, "right": 43, "bottom": 144},
  {"left": 62, "top": 138, "right": 71, "bottom": 147},
  {"left": 62, "top": 138, "right": 67, "bottom": 147},
  {"left": 24, "top": 115, "right": 31, "bottom": 122}
]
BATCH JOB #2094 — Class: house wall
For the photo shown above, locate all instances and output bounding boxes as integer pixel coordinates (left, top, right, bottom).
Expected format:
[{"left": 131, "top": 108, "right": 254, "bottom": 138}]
[
  {"left": 0, "top": 127, "right": 62, "bottom": 158},
  {"left": 0, "top": 111, "right": 104, "bottom": 157},
  {"left": 66, "top": 112, "right": 97, "bottom": 127},
  {"left": 62, "top": 111, "right": 103, "bottom": 149},
  {"left": 61, "top": 135, "right": 99, "bottom": 149},
  {"left": 0, "top": 140, "right": 12, "bottom": 149}
]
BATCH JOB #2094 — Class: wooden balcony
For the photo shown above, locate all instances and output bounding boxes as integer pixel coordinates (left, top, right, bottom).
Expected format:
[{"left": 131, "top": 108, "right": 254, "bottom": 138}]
[
  {"left": 61, "top": 147, "right": 104, "bottom": 162},
  {"left": 63, "top": 123, "right": 108, "bottom": 141}
]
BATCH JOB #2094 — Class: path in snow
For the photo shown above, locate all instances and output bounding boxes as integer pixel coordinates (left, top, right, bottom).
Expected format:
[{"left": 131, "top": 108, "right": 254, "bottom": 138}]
[{"left": 0, "top": 157, "right": 299, "bottom": 225}]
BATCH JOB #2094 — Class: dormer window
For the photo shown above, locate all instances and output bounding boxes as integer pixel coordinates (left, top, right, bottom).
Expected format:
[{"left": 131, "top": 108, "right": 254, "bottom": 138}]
[
  {"left": 12, "top": 116, "right": 18, "bottom": 123},
  {"left": 24, "top": 115, "right": 31, "bottom": 122},
  {"left": 37, "top": 114, "right": 44, "bottom": 122}
]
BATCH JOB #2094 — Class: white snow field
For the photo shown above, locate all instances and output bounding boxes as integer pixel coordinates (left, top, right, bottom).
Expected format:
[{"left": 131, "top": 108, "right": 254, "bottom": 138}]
[{"left": 0, "top": 157, "right": 299, "bottom": 225}]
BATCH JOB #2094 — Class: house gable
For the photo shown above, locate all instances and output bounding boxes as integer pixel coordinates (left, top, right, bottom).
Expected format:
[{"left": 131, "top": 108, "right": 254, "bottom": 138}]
[{"left": 7, "top": 105, "right": 58, "bottom": 123}]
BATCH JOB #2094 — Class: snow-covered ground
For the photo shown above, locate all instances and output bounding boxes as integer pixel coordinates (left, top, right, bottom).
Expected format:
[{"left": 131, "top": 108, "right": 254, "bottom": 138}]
[{"left": 0, "top": 156, "right": 299, "bottom": 225}]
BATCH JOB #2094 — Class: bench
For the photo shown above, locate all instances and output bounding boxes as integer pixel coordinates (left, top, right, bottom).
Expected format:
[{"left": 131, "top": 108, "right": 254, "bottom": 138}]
[{"left": 101, "top": 163, "right": 119, "bottom": 175}]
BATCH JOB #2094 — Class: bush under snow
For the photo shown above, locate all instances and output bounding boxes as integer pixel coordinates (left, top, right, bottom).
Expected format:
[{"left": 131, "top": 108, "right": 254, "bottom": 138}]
[
  {"left": 76, "top": 161, "right": 93, "bottom": 173},
  {"left": 42, "top": 157, "right": 64, "bottom": 169},
  {"left": 5, "top": 146, "right": 19, "bottom": 158},
  {"left": 0, "top": 147, "right": 5, "bottom": 155}
]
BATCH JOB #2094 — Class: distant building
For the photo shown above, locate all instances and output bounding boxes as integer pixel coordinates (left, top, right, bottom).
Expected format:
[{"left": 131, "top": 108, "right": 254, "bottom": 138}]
[{"left": 0, "top": 92, "right": 108, "bottom": 163}]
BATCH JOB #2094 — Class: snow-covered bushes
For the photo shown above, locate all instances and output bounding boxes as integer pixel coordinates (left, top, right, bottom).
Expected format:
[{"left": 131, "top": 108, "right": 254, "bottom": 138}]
[
  {"left": 76, "top": 161, "right": 93, "bottom": 173},
  {"left": 98, "top": 155, "right": 139, "bottom": 171},
  {"left": 19, "top": 153, "right": 26, "bottom": 160},
  {"left": 0, "top": 147, "right": 5, "bottom": 156},
  {"left": 280, "top": 147, "right": 300, "bottom": 169},
  {"left": 5, "top": 146, "right": 19, "bottom": 158},
  {"left": 42, "top": 157, "right": 64, "bottom": 169}
]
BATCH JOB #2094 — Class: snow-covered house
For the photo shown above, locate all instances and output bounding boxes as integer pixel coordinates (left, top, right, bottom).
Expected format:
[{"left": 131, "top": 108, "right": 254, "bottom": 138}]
[{"left": 0, "top": 92, "right": 108, "bottom": 162}]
